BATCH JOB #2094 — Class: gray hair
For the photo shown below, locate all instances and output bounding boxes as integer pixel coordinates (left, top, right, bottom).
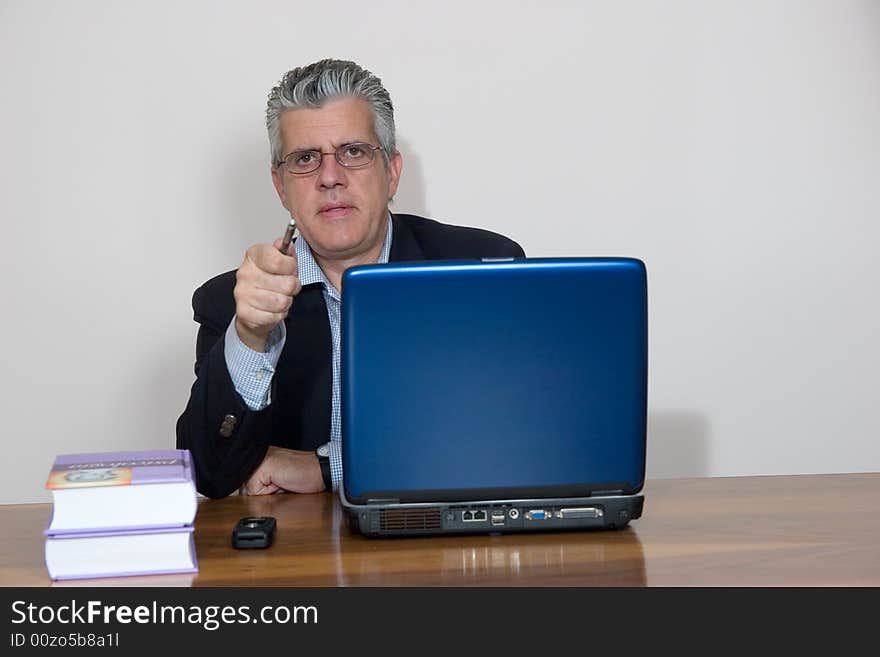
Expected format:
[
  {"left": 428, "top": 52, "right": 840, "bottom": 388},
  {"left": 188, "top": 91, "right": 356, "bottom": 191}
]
[{"left": 266, "top": 59, "right": 396, "bottom": 168}]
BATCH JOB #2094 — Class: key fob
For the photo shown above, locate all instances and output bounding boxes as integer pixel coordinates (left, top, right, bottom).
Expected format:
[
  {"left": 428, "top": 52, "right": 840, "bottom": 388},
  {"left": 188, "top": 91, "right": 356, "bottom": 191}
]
[{"left": 231, "top": 516, "right": 277, "bottom": 549}]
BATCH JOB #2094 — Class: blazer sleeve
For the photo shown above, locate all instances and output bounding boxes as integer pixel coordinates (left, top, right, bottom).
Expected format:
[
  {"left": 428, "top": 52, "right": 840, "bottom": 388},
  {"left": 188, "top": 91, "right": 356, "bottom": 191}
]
[{"left": 175, "top": 277, "right": 274, "bottom": 499}]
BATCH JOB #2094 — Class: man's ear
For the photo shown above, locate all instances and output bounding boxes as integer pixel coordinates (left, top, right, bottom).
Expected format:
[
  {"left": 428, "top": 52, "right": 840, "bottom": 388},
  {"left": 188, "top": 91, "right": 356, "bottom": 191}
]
[
  {"left": 386, "top": 150, "right": 403, "bottom": 201},
  {"left": 271, "top": 166, "right": 290, "bottom": 210}
]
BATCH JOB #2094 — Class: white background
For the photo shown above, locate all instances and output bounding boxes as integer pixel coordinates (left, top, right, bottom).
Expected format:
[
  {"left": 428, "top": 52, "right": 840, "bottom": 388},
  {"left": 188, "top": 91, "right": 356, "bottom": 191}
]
[{"left": 1, "top": 0, "right": 878, "bottom": 503}]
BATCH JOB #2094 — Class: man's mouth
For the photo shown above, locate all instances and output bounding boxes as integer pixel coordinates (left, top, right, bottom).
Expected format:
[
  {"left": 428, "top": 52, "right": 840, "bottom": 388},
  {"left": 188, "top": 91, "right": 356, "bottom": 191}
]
[{"left": 319, "top": 203, "right": 353, "bottom": 218}]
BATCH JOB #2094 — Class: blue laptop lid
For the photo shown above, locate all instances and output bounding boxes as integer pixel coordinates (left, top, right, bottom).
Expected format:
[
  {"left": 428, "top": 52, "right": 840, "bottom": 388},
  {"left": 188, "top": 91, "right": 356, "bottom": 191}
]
[{"left": 341, "top": 257, "right": 647, "bottom": 504}]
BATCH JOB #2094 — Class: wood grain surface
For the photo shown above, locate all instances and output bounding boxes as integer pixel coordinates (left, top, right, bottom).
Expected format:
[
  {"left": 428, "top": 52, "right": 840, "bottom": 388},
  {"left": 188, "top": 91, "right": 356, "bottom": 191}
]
[{"left": 2, "top": 473, "right": 878, "bottom": 586}]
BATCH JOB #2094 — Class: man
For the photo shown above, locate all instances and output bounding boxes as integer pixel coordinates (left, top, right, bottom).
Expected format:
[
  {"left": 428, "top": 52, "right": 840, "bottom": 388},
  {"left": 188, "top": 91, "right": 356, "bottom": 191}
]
[{"left": 177, "top": 59, "right": 524, "bottom": 499}]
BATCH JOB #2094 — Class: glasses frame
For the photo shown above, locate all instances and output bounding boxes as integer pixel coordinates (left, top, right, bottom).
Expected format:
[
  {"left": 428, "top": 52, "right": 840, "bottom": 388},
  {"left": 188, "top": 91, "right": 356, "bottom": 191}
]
[{"left": 278, "top": 142, "right": 382, "bottom": 175}]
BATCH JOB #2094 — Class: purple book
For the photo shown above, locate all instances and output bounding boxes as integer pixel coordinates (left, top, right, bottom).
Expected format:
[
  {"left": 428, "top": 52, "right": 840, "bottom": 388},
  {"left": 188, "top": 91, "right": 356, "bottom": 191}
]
[
  {"left": 45, "top": 448, "right": 197, "bottom": 535},
  {"left": 45, "top": 525, "right": 198, "bottom": 581}
]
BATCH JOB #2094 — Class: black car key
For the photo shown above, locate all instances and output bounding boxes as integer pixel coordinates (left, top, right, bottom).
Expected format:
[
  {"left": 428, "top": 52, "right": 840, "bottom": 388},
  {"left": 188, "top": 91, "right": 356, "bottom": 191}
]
[{"left": 231, "top": 516, "right": 277, "bottom": 549}]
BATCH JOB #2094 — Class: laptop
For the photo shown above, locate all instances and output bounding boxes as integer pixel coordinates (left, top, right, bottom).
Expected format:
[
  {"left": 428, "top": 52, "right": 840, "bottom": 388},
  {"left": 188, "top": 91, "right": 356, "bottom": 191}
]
[{"left": 339, "top": 257, "right": 647, "bottom": 536}]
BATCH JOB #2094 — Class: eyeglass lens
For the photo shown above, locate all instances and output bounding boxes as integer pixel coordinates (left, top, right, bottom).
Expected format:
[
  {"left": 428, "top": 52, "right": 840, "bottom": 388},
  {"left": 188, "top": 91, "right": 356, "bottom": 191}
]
[{"left": 284, "top": 143, "right": 376, "bottom": 174}]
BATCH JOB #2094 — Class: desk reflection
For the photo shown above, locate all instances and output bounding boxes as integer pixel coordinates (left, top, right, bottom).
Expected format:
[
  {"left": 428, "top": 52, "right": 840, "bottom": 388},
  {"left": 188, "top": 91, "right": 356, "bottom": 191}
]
[
  {"left": 331, "top": 501, "right": 646, "bottom": 586},
  {"left": 183, "top": 492, "right": 647, "bottom": 586}
]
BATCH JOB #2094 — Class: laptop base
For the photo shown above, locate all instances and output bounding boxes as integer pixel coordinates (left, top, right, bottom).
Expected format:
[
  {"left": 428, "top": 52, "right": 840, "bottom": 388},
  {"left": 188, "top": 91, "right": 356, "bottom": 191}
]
[{"left": 342, "top": 494, "right": 644, "bottom": 538}]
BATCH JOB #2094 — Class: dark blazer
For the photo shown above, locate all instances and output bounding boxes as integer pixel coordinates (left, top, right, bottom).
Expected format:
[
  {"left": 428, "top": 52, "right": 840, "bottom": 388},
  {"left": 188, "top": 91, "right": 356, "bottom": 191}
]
[{"left": 176, "top": 213, "right": 525, "bottom": 498}]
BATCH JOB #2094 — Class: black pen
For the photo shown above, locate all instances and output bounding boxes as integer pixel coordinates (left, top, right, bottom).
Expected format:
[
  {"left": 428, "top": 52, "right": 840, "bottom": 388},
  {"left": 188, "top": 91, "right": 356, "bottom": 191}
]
[{"left": 279, "top": 218, "right": 298, "bottom": 254}]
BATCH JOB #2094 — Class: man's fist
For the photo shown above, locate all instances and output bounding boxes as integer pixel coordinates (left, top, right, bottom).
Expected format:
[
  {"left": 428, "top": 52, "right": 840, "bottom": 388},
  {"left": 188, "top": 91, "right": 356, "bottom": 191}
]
[
  {"left": 240, "top": 446, "right": 325, "bottom": 495},
  {"left": 233, "top": 237, "right": 301, "bottom": 351}
]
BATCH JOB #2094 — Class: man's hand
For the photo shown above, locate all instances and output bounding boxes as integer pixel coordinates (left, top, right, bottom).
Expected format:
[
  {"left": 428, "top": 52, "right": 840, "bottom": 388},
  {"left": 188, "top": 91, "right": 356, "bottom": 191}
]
[
  {"left": 241, "top": 446, "right": 326, "bottom": 495},
  {"left": 233, "top": 237, "right": 301, "bottom": 352}
]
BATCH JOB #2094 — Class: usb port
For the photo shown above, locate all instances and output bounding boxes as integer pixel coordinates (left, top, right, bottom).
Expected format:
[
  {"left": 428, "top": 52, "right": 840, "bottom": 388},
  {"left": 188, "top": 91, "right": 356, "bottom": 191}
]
[{"left": 490, "top": 511, "right": 505, "bottom": 526}]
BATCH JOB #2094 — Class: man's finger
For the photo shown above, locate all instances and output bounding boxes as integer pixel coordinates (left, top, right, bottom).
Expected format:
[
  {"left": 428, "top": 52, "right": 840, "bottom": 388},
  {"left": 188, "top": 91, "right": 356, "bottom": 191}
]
[
  {"left": 236, "top": 306, "right": 287, "bottom": 331},
  {"left": 246, "top": 244, "right": 297, "bottom": 276},
  {"left": 246, "top": 289, "right": 294, "bottom": 315}
]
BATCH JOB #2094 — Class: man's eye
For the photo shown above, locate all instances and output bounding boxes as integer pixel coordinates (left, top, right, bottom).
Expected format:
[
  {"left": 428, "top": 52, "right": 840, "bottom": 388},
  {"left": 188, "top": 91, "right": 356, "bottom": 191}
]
[
  {"left": 295, "top": 152, "right": 316, "bottom": 166},
  {"left": 344, "top": 145, "right": 367, "bottom": 158}
]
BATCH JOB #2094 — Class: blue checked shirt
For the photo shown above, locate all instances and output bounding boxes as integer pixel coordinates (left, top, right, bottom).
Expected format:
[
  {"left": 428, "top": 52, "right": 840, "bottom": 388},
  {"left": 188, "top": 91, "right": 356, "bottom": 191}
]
[{"left": 224, "top": 215, "right": 393, "bottom": 492}]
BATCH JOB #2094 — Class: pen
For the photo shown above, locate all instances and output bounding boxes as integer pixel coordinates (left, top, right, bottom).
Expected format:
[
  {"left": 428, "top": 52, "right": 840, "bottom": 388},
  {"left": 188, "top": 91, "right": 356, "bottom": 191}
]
[{"left": 279, "top": 218, "right": 298, "bottom": 254}]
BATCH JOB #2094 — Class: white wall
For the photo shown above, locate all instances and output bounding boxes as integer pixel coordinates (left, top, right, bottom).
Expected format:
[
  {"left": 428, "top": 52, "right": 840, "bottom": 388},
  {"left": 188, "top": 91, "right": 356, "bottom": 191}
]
[{"left": 2, "top": 0, "right": 878, "bottom": 503}]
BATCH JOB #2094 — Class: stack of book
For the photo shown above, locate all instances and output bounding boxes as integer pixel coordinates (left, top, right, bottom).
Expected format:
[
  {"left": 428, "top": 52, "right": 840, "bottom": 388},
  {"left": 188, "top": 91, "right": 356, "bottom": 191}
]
[{"left": 44, "top": 448, "right": 199, "bottom": 581}]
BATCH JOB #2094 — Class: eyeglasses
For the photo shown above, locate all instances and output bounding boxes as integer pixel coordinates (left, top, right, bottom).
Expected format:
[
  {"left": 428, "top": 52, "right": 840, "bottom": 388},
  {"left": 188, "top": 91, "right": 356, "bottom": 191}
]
[{"left": 278, "top": 142, "right": 382, "bottom": 175}]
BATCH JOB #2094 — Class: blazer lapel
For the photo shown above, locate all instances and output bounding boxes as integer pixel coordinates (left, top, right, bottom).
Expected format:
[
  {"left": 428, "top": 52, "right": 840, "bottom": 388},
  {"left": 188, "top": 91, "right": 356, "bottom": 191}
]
[
  {"left": 272, "top": 284, "right": 333, "bottom": 450},
  {"left": 389, "top": 213, "right": 426, "bottom": 262}
]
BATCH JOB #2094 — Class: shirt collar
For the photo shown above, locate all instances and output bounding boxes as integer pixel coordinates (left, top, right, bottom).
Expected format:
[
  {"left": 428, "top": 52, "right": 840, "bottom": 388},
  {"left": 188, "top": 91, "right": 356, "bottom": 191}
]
[{"left": 296, "top": 213, "right": 394, "bottom": 295}]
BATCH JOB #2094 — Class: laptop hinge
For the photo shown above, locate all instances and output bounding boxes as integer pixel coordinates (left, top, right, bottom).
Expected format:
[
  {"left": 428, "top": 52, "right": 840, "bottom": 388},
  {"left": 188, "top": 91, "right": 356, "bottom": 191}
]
[
  {"left": 366, "top": 498, "right": 400, "bottom": 505},
  {"left": 591, "top": 490, "right": 623, "bottom": 496}
]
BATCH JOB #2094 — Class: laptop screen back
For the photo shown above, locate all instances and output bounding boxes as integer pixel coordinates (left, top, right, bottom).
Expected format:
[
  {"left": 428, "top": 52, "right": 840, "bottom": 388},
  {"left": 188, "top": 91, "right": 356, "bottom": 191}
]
[{"left": 341, "top": 258, "right": 647, "bottom": 504}]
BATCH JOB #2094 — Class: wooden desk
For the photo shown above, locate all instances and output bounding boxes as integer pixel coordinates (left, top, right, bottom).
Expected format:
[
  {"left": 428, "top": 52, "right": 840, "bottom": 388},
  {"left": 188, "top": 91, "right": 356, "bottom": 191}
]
[{"left": 2, "top": 473, "right": 878, "bottom": 586}]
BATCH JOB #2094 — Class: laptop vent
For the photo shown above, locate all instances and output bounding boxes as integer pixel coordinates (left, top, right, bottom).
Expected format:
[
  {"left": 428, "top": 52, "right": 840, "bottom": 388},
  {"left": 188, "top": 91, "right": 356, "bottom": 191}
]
[{"left": 378, "top": 508, "right": 442, "bottom": 532}]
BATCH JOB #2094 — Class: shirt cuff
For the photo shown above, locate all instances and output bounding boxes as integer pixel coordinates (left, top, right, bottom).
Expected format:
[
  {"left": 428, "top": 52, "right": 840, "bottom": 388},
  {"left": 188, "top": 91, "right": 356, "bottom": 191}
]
[
  {"left": 224, "top": 318, "right": 286, "bottom": 410},
  {"left": 329, "top": 440, "right": 343, "bottom": 493}
]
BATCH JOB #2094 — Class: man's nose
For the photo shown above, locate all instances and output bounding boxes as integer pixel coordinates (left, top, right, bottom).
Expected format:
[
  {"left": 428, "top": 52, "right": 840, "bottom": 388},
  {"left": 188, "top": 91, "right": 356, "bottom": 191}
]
[{"left": 316, "top": 154, "right": 347, "bottom": 189}]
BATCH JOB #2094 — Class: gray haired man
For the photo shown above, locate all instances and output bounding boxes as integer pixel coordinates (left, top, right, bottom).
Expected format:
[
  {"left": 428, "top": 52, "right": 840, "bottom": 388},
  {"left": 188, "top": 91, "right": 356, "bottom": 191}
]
[{"left": 177, "top": 59, "right": 524, "bottom": 498}]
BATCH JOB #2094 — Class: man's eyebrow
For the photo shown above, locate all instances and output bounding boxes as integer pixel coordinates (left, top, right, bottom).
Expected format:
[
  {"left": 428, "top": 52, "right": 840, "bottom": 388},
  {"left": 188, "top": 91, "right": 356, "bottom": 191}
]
[{"left": 288, "top": 139, "right": 371, "bottom": 153}]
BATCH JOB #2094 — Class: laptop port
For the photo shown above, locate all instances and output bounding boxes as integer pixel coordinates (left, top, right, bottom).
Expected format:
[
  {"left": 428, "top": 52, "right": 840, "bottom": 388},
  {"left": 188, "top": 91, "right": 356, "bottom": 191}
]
[
  {"left": 556, "top": 507, "right": 603, "bottom": 520},
  {"left": 490, "top": 511, "right": 505, "bottom": 526},
  {"left": 462, "top": 509, "right": 487, "bottom": 522},
  {"left": 525, "top": 509, "right": 549, "bottom": 520},
  {"left": 462, "top": 510, "right": 473, "bottom": 521},
  {"left": 473, "top": 510, "right": 487, "bottom": 522}
]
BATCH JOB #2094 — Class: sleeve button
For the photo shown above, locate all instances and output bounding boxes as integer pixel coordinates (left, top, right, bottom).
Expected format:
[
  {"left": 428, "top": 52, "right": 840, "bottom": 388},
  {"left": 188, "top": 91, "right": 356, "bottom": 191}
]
[{"left": 219, "top": 414, "right": 238, "bottom": 437}]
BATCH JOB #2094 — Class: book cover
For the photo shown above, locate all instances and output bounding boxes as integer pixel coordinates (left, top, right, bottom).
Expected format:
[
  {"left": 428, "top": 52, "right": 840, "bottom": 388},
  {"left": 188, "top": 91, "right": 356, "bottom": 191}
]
[
  {"left": 45, "top": 449, "right": 197, "bottom": 535},
  {"left": 46, "top": 448, "right": 193, "bottom": 489}
]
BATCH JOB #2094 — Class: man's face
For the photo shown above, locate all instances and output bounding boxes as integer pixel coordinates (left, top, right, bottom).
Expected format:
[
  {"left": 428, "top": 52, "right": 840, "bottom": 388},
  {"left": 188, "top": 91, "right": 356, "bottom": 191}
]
[{"left": 271, "top": 97, "right": 402, "bottom": 262}]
